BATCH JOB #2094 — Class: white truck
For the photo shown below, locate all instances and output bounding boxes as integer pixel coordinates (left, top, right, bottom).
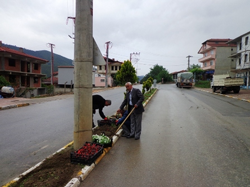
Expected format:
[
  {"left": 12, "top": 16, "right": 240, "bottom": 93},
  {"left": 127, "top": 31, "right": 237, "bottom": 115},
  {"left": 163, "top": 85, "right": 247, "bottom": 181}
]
[
  {"left": 211, "top": 74, "right": 244, "bottom": 94},
  {"left": 176, "top": 72, "right": 193, "bottom": 88}
]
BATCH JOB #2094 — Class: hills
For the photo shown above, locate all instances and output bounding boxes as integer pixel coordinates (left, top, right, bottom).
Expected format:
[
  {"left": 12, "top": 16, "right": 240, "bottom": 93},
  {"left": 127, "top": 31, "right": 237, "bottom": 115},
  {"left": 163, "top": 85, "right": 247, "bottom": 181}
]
[{"left": 3, "top": 43, "right": 73, "bottom": 77}]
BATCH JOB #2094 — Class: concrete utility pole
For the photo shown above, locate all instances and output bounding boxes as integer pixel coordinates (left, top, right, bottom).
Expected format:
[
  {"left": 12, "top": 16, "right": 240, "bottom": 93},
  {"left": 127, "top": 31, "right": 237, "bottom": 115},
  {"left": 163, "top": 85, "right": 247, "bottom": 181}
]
[
  {"left": 105, "top": 41, "right": 111, "bottom": 88},
  {"left": 73, "top": 0, "right": 93, "bottom": 150},
  {"left": 186, "top": 55, "right": 193, "bottom": 71},
  {"left": 47, "top": 43, "right": 55, "bottom": 85}
]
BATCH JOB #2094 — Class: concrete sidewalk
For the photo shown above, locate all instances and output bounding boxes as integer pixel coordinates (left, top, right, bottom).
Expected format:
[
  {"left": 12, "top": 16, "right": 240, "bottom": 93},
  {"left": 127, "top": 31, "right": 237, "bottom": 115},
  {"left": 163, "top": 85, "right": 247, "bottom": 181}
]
[{"left": 195, "top": 87, "right": 250, "bottom": 102}]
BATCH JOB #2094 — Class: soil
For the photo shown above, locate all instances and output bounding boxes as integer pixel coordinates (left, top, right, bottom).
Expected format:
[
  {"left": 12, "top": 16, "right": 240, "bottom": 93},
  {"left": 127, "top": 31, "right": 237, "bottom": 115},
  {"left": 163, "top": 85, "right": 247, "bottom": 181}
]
[
  {"left": 93, "top": 124, "right": 119, "bottom": 139},
  {"left": 9, "top": 125, "right": 118, "bottom": 187}
]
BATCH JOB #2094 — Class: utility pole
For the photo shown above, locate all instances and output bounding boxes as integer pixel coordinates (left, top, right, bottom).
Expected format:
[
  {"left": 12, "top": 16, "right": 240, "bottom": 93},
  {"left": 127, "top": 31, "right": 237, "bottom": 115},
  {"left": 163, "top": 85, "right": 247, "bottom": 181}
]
[
  {"left": 186, "top": 55, "right": 193, "bottom": 71},
  {"left": 105, "top": 41, "right": 112, "bottom": 88},
  {"left": 74, "top": 0, "right": 93, "bottom": 150},
  {"left": 47, "top": 43, "right": 55, "bottom": 86}
]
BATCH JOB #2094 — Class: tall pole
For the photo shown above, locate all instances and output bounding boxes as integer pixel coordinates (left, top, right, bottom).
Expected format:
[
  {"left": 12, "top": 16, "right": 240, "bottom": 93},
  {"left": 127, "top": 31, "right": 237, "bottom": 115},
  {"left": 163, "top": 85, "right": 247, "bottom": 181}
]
[
  {"left": 186, "top": 55, "right": 193, "bottom": 71},
  {"left": 74, "top": 0, "right": 93, "bottom": 150},
  {"left": 47, "top": 43, "right": 55, "bottom": 85},
  {"left": 105, "top": 41, "right": 110, "bottom": 88}
]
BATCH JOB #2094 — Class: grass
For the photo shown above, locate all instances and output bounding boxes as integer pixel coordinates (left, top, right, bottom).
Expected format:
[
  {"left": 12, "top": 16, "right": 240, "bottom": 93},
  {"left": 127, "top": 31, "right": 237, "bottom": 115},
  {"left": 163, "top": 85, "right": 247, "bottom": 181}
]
[
  {"left": 194, "top": 80, "right": 211, "bottom": 88},
  {"left": 143, "top": 88, "right": 157, "bottom": 103}
]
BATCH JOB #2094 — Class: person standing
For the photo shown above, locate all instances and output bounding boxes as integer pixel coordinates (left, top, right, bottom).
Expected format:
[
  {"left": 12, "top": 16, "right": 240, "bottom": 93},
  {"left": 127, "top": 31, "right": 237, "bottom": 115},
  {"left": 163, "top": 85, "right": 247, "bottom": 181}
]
[
  {"left": 118, "top": 82, "right": 144, "bottom": 140},
  {"left": 93, "top": 95, "right": 111, "bottom": 128}
]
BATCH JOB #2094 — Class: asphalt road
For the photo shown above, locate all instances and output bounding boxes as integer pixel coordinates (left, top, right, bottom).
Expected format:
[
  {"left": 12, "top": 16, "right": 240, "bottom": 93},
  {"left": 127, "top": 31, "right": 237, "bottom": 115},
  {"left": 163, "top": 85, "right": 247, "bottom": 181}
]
[
  {"left": 80, "top": 84, "right": 250, "bottom": 187},
  {"left": 0, "top": 85, "right": 138, "bottom": 186}
]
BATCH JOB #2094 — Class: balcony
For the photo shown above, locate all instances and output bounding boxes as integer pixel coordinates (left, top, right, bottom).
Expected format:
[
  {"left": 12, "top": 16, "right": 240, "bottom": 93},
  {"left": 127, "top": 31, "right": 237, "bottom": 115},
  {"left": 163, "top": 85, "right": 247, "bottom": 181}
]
[{"left": 199, "top": 54, "right": 215, "bottom": 62}]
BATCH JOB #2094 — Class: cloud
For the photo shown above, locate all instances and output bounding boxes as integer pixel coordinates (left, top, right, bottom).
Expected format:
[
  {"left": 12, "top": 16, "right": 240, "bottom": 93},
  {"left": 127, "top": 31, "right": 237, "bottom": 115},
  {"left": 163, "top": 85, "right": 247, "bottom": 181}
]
[{"left": 1, "top": 0, "right": 250, "bottom": 75}]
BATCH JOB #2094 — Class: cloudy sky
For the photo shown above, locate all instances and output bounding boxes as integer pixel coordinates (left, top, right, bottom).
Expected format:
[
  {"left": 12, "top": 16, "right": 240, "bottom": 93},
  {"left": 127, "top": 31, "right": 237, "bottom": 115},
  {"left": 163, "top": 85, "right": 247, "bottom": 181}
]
[{"left": 1, "top": 0, "right": 250, "bottom": 76}]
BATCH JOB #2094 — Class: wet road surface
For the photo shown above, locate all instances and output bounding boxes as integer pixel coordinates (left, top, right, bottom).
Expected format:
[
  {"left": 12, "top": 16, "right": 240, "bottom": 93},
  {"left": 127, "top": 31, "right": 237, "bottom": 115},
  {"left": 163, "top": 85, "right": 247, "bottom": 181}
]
[{"left": 79, "top": 84, "right": 250, "bottom": 187}]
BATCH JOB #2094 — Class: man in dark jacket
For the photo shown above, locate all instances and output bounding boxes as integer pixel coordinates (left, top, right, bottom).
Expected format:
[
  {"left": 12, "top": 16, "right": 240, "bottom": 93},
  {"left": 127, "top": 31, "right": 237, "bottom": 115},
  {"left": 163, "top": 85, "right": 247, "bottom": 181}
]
[
  {"left": 118, "top": 82, "right": 144, "bottom": 140},
  {"left": 93, "top": 95, "right": 111, "bottom": 128}
]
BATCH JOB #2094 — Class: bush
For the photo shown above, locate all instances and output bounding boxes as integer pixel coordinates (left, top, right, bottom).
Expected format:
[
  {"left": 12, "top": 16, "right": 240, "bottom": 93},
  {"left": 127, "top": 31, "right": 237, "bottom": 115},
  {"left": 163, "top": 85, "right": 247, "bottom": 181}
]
[
  {"left": 0, "top": 76, "right": 11, "bottom": 88},
  {"left": 195, "top": 80, "right": 211, "bottom": 88}
]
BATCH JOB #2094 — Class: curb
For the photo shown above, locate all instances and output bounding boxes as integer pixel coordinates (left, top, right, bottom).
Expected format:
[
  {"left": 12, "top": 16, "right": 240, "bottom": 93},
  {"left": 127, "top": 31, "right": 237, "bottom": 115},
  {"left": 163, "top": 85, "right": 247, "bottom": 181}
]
[
  {"left": 0, "top": 103, "right": 30, "bottom": 110},
  {"left": 196, "top": 88, "right": 250, "bottom": 103},
  {"left": 3, "top": 88, "right": 158, "bottom": 187}
]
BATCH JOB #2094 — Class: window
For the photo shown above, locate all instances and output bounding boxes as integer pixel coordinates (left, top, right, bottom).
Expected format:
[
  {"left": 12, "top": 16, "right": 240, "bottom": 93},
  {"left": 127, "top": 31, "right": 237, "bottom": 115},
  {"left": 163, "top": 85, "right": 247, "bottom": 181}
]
[
  {"left": 34, "top": 77, "right": 38, "bottom": 83},
  {"left": 231, "top": 48, "right": 234, "bottom": 51},
  {"left": 244, "top": 54, "right": 248, "bottom": 62},
  {"left": 8, "top": 59, "right": 15, "bottom": 67},
  {"left": 115, "top": 66, "right": 118, "bottom": 70},
  {"left": 210, "top": 61, "right": 213, "bottom": 66},
  {"left": 119, "top": 66, "right": 121, "bottom": 70},
  {"left": 111, "top": 66, "right": 114, "bottom": 70},
  {"left": 99, "top": 66, "right": 102, "bottom": 70},
  {"left": 34, "top": 63, "right": 38, "bottom": 70},
  {"left": 100, "top": 79, "right": 105, "bottom": 82},
  {"left": 204, "top": 53, "right": 207, "bottom": 57},
  {"left": 239, "top": 58, "right": 241, "bottom": 65},
  {"left": 210, "top": 50, "right": 213, "bottom": 55},
  {"left": 204, "top": 62, "right": 207, "bottom": 67},
  {"left": 239, "top": 42, "right": 242, "bottom": 50},
  {"left": 245, "top": 37, "right": 249, "bottom": 45}
]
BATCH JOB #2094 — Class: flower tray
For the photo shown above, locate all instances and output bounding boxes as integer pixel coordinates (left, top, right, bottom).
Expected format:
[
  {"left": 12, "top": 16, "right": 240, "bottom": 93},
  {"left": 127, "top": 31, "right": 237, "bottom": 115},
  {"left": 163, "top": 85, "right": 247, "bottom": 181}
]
[
  {"left": 70, "top": 142, "right": 103, "bottom": 166},
  {"left": 93, "top": 137, "right": 113, "bottom": 148}
]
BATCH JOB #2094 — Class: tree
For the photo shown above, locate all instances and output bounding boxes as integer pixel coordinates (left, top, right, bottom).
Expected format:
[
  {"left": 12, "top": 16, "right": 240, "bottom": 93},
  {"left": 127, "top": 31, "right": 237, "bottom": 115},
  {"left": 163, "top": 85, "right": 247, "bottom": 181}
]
[
  {"left": 141, "top": 64, "right": 172, "bottom": 83},
  {"left": 189, "top": 64, "right": 204, "bottom": 81},
  {"left": 116, "top": 60, "right": 137, "bottom": 85}
]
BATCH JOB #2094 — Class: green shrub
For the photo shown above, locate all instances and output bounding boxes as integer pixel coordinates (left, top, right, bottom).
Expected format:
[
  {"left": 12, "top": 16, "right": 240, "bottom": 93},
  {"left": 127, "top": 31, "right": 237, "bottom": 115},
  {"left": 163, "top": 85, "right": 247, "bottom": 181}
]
[
  {"left": 0, "top": 76, "right": 11, "bottom": 88},
  {"left": 195, "top": 80, "right": 211, "bottom": 88}
]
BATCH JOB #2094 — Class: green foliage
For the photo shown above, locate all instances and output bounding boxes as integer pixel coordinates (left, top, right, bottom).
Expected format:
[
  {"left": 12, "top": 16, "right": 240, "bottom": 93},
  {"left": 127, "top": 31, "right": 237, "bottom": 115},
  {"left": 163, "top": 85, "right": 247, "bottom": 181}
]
[
  {"left": 189, "top": 64, "right": 204, "bottom": 81},
  {"left": 140, "top": 64, "right": 172, "bottom": 83},
  {"left": 189, "top": 64, "right": 201, "bottom": 69},
  {"left": 142, "top": 77, "right": 153, "bottom": 94},
  {"left": 195, "top": 80, "right": 211, "bottom": 88},
  {"left": 0, "top": 76, "right": 11, "bottom": 88},
  {"left": 116, "top": 60, "right": 137, "bottom": 85}
]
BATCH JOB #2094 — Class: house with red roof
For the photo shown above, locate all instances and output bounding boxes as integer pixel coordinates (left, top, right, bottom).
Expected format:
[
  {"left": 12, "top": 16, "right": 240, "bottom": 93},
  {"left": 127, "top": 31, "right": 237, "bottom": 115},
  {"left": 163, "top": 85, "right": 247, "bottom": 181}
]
[
  {"left": 198, "top": 39, "right": 237, "bottom": 80},
  {"left": 0, "top": 41, "right": 48, "bottom": 95}
]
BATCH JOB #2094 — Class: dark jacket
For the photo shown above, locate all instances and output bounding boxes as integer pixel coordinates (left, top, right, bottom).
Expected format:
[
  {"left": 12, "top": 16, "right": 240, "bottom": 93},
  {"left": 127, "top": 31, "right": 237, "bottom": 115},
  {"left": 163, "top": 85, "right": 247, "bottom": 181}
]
[
  {"left": 120, "top": 87, "right": 144, "bottom": 114},
  {"left": 117, "top": 110, "right": 130, "bottom": 126},
  {"left": 93, "top": 95, "right": 106, "bottom": 119}
]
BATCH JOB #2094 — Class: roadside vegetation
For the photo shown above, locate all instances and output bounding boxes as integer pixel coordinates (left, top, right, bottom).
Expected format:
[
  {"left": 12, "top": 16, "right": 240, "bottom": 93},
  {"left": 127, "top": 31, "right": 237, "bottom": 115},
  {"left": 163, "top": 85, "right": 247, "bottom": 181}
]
[{"left": 195, "top": 80, "right": 211, "bottom": 88}]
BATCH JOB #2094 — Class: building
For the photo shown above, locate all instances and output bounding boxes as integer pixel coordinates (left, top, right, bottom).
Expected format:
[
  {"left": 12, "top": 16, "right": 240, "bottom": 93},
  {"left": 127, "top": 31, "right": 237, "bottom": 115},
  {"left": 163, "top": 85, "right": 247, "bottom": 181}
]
[
  {"left": 227, "top": 31, "right": 250, "bottom": 88},
  {"left": 56, "top": 57, "right": 123, "bottom": 88},
  {"left": 198, "top": 39, "right": 236, "bottom": 80},
  {"left": 96, "top": 57, "right": 123, "bottom": 86},
  {"left": 0, "top": 41, "right": 48, "bottom": 95}
]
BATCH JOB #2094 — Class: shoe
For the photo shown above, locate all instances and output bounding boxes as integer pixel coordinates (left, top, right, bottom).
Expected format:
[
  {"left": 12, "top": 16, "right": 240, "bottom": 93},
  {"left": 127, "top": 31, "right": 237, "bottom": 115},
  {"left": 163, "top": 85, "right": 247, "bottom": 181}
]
[
  {"left": 126, "top": 135, "right": 135, "bottom": 139},
  {"left": 135, "top": 137, "right": 140, "bottom": 140}
]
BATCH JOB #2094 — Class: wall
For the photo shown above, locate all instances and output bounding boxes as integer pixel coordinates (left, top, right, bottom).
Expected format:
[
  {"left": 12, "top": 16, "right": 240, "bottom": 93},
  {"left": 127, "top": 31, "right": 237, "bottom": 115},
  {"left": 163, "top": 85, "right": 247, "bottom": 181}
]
[
  {"left": 58, "top": 67, "right": 74, "bottom": 85},
  {"left": 95, "top": 76, "right": 112, "bottom": 87},
  {"left": 214, "top": 47, "right": 236, "bottom": 76}
]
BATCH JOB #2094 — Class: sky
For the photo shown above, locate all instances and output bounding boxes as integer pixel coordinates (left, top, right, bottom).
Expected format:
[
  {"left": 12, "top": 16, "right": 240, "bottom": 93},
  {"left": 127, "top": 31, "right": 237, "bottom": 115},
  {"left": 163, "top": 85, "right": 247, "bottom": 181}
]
[{"left": 1, "top": 0, "right": 250, "bottom": 76}]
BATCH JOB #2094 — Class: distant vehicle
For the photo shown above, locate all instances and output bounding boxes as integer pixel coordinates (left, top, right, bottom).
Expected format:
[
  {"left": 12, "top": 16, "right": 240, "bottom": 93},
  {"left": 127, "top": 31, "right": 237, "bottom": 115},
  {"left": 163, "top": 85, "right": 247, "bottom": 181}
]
[
  {"left": 176, "top": 72, "right": 193, "bottom": 88},
  {"left": 211, "top": 74, "right": 244, "bottom": 94}
]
